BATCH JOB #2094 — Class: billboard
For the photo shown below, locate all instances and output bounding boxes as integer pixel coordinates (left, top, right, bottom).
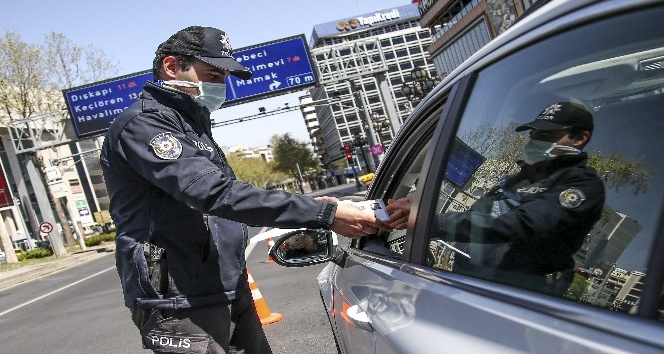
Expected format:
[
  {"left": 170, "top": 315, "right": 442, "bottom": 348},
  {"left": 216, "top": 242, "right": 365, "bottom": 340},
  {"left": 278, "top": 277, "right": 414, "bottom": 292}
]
[
  {"left": 63, "top": 70, "right": 153, "bottom": 139},
  {"left": 62, "top": 35, "right": 317, "bottom": 138},
  {"left": 225, "top": 34, "right": 317, "bottom": 105}
]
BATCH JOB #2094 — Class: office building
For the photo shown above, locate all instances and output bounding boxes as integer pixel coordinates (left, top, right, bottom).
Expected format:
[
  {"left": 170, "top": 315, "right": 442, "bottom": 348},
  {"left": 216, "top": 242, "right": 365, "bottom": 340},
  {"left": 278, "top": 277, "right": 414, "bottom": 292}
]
[
  {"left": 305, "top": 3, "right": 437, "bottom": 173},
  {"left": 417, "top": 0, "right": 544, "bottom": 79}
]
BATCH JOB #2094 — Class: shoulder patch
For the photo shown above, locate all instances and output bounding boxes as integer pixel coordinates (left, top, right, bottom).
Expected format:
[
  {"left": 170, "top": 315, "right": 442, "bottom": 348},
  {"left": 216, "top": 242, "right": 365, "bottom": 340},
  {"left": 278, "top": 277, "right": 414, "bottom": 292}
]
[
  {"left": 559, "top": 188, "right": 586, "bottom": 208},
  {"left": 150, "top": 132, "right": 182, "bottom": 160}
]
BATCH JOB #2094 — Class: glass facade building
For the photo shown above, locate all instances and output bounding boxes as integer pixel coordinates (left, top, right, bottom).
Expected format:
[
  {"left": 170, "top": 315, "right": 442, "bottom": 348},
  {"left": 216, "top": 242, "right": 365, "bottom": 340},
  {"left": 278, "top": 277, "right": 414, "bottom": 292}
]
[{"left": 305, "top": 4, "right": 437, "bottom": 172}]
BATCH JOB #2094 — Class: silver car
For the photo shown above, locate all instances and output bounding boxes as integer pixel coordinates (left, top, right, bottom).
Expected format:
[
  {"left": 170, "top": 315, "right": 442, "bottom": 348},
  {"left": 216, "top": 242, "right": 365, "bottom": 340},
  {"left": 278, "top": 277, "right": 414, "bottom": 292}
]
[{"left": 270, "top": 0, "right": 664, "bottom": 352}]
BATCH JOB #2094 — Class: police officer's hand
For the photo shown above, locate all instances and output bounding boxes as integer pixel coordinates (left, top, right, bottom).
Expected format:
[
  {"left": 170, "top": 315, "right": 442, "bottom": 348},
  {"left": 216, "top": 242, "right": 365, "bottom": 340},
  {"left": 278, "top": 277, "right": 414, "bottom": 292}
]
[
  {"left": 383, "top": 197, "right": 412, "bottom": 231},
  {"left": 331, "top": 204, "right": 379, "bottom": 239},
  {"left": 314, "top": 196, "right": 339, "bottom": 203}
]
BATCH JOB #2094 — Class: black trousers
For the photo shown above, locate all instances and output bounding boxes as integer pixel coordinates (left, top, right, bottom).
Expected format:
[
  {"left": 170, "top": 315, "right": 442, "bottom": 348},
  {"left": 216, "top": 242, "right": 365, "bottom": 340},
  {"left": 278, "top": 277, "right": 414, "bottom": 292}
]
[{"left": 131, "top": 279, "right": 272, "bottom": 354}]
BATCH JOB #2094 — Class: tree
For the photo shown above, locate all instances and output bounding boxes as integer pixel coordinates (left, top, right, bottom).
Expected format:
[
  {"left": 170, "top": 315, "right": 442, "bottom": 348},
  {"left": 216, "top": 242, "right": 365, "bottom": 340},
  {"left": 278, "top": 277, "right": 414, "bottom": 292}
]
[
  {"left": 271, "top": 134, "right": 319, "bottom": 193},
  {"left": 461, "top": 121, "right": 652, "bottom": 196},
  {"left": 564, "top": 273, "right": 590, "bottom": 301},
  {"left": 0, "top": 30, "right": 52, "bottom": 121},
  {"left": 588, "top": 153, "right": 651, "bottom": 195},
  {"left": 461, "top": 121, "right": 527, "bottom": 191},
  {"left": 226, "top": 153, "right": 288, "bottom": 188},
  {"left": 0, "top": 29, "right": 120, "bottom": 122},
  {"left": 43, "top": 32, "right": 119, "bottom": 90},
  {"left": 0, "top": 30, "right": 119, "bottom": 253}
]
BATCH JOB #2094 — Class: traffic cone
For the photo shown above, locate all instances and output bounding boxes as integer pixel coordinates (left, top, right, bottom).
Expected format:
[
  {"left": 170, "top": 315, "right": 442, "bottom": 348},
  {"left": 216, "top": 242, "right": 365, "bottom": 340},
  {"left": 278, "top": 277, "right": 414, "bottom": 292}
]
[
  {"left": 265, "top": 238, "right": 275, "bottom": 264},
  {"left": 247, "top": 270, "right": 283, "bottom": 325}
]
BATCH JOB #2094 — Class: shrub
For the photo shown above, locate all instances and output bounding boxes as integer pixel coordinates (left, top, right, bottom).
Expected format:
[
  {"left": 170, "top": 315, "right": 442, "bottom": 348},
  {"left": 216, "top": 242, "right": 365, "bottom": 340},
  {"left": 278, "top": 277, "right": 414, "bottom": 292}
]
[
  {"left": 20, "top": 247, "right": 53, "bottom": 260},
  {"left": 84, "top": 232, "right": 115, "bottom": 247},
  {"left": 85, "top": 235, "right": 103, "bottom": 247},
  {"left": 100, "top": 232, "right": 116, "bottom": 242}
]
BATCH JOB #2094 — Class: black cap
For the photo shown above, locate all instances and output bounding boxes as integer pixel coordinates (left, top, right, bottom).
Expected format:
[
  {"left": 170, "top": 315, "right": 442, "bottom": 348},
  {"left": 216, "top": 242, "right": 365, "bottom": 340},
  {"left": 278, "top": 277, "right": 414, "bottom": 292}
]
[
  {"left": 156, "top": 26, "right": 252, "bottom": 80},
  {"left": 516, "top": 102, "right": 593, "bottom": 132}
]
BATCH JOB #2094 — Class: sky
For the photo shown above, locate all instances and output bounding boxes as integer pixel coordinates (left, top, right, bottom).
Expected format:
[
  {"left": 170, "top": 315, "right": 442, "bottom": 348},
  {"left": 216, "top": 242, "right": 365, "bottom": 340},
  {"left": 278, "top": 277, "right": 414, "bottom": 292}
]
[{"left": 1, "top": 0, "right": 411, "bottom": 147}]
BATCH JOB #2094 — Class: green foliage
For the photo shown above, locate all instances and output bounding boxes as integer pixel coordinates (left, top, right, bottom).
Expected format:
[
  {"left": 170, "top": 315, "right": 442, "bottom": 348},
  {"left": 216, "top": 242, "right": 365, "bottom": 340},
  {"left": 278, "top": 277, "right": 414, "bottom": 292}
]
[
  {"left": 459, "top": 122, "right": 653, "bottom": 196},
  {"left": 84, "top": 232, "right": 115, "bottom": 247},
  {"left": 19, "top": 247, "right": 53, "bottom": 261},
  {"left": 588, "top": 152, "right": 652, "bottom": 195},
  {"left": 270, "top": 133, "right": 319, "bottom": 177},
  {"left": 85, "top": 236, "right": 103, "bottom": 247},
  {"left": 564, "top": 273, "right": 589, "bottom": 301},
  {"left": 226, "top": 153, "right": 289, "bottom": 188},
  {"left": 100, "top": 232, "right": 116, "bottom": 242}
]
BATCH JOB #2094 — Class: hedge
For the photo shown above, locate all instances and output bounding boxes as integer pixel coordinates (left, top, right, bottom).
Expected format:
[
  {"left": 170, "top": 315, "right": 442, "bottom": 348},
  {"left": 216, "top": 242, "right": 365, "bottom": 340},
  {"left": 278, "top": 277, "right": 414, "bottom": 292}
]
[
  {"left": 17, "top": 247, "right": 53, "bottom": 261},
  {"left": 84, "top": 232, "right": 116, "bottom": 247}
]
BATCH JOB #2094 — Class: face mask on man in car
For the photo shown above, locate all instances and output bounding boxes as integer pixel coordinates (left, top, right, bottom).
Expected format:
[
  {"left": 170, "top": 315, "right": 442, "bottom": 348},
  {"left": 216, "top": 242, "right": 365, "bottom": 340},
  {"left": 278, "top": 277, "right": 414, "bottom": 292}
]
[
  {"left": 521, "top": 138, "right": 581, "bottom": 165},
  {"left": 164, "top": 80, "right": 227, "bottom": 112}
]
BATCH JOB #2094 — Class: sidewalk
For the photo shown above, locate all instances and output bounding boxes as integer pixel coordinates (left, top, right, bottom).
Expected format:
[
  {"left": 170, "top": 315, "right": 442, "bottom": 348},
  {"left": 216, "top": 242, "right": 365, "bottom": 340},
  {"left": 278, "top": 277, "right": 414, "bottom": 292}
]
[{"left": 0, "top": 242, "right": 116, "bottom": 291}]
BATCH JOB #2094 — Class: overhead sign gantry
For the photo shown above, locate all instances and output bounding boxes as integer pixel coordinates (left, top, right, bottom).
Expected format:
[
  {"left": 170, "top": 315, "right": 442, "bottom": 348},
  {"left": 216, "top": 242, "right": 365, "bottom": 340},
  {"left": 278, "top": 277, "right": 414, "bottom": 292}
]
[
  {"left": 61, "top": 34, "right": 317, "bottom": 140},
  {"left": 224, "top": 34, "right": 317, "bottom": 105}
]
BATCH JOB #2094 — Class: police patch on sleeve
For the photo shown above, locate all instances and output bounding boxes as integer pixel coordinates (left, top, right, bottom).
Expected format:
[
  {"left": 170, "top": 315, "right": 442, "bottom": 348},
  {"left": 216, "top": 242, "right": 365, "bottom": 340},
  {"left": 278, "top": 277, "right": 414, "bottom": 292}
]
[
  {"left": 559, "top": 188, "right": 586, "bottom": 208},
  {"left": 150, "top": 132, "right": 182, "bottom": 160}
]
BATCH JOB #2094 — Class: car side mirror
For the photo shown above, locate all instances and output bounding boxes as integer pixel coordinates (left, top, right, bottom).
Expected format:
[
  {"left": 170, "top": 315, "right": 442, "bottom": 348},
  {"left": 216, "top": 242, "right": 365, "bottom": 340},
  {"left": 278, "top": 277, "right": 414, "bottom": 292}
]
[{"left": 269, "top": 229, "right": 334, "bottom": 267}]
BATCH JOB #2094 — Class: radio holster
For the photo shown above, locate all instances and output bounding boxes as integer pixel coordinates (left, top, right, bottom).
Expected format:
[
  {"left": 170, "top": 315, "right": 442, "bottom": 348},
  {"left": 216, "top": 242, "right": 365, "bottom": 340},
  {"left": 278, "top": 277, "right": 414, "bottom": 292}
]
[{"left": 144, "top": 242, "right": 168, "bottom": 296}]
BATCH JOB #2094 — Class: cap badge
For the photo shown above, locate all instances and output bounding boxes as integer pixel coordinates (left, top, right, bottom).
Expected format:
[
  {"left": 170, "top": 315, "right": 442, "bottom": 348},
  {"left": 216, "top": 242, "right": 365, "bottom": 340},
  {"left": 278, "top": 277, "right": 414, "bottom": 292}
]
[
  {"left": 219, "top": 33, "right": 232, "bottom": 57},
  {"left": 150, "top": 132, "right": 182, "bottom": 160},
  {"left": 537, "top": 103, "right": 562, "bottom": 121},
  {"left": 559, "top": 187, "right": 586, "bottom": 208}
]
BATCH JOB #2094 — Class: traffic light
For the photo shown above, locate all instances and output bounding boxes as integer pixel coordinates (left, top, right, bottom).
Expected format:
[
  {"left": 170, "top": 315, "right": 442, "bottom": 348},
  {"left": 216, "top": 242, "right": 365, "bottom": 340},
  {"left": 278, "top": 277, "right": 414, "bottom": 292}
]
[{"left": 341, "top": 145, "right": 353, "bottom": 161}]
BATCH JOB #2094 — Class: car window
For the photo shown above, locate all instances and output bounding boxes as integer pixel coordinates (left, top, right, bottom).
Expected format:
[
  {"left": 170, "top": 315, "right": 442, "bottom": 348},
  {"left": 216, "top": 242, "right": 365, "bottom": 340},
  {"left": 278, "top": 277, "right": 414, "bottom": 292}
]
[
  {"left": 359, "top": 103, "right": 445, "bottom": 257},
  {"left": 426, "top": 6, "right": 664, "bottom": 319}
]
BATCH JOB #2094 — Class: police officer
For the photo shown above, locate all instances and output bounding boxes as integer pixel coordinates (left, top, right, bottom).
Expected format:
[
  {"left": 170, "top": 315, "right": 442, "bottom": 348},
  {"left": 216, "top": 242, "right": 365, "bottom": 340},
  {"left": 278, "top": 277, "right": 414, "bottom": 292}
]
[
  {"left": 384, "top": 101, "right": 605, "bottom": 295},
  {"left": 100, "top": 26, "right": 378, "bottom": 354}
]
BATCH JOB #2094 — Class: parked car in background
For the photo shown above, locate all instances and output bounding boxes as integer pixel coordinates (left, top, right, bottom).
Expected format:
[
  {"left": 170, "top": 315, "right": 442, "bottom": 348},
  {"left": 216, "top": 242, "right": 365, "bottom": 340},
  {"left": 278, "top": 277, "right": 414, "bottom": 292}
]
[
  {"left": 0, "top": 250, "right": 6, "bottom": 264},
  {"left": 35, "top": 240, "right": 51, "bottom": 250},
  {"left": 270, "top": 0, "right": 664, "bottom": 352},
  {"left": 358, "top": 172, "right": 374, "bottom": 185}
]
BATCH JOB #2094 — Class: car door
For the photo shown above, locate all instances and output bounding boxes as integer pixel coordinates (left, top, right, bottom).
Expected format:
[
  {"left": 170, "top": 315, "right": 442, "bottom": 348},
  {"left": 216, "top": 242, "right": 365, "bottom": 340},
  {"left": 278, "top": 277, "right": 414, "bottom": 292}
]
[
  {"left": 334, "top": 1, "right": 664, "bottom": 353},
  {"left": 410, "top": 2, "right": 664, "bottom": 352},
  {"left": 328, "top": 84, "right": 450, "bottom": 354}
]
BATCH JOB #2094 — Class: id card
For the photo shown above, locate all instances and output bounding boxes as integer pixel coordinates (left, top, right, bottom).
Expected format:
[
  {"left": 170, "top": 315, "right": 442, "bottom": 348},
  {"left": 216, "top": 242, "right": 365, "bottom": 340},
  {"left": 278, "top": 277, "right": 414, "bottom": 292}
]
[{"left": 340, "top": 199, "right": 390, "bottom": 221}]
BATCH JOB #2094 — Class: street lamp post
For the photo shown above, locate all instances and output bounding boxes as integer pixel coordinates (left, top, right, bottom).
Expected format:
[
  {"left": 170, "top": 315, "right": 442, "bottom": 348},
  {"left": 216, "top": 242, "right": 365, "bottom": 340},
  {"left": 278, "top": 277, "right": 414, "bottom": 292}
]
[
  {"left": 370, "top": 111, "right": 391, "bottom": 145},
  {"left": 352, "top": 135, "right": 371, "bottom": 174},
  {"left": 400, "top": 66, "right": 442, "bottom": 101}
]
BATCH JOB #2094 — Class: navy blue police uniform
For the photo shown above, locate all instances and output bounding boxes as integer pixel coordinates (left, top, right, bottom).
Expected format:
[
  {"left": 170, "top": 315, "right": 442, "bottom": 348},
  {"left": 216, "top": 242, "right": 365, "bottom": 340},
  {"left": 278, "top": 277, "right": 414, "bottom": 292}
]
[
  {"left": 436, "top": 153, "right": 605, "bottom": 294},
  {"left": 100, "top": 81, "right": 336, "bottom": 353}
]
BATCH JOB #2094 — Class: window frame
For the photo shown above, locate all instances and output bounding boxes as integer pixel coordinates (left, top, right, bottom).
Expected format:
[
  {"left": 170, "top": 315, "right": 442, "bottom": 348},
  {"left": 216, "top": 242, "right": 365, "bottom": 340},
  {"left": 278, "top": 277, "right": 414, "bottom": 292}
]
[
  {"left": 404, "top": 73, "right": 477, "bottom": 264},
  {"left": 352, "top": 87, "right": 452, "bottom": 259},
  {"left": 405, "top": 21, "right": 664, "bottom": 331}
]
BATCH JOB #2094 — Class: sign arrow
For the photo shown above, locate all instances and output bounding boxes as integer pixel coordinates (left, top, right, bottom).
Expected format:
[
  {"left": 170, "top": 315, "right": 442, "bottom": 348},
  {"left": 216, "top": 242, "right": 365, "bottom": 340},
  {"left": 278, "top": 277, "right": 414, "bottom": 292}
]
[{"left": 269, "top": 80, "right": 282, "bottom": 91}]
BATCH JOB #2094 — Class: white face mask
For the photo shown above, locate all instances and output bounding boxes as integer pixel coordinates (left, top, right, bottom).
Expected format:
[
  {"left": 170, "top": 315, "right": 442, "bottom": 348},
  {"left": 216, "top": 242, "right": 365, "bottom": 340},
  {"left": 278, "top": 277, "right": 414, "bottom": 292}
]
[
  {"left": 521, "top": 138, "right": 580, "bottom": 165},
  {"left": 164, "top": 80, "right": 227, "bottom": 112}
]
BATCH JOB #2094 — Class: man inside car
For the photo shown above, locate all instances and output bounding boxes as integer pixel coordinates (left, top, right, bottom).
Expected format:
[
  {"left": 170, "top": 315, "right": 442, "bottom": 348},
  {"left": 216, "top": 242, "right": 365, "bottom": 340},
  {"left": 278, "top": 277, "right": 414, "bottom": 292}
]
[{"left": 383, "top": 101, "right": 605, "bottom": 295}]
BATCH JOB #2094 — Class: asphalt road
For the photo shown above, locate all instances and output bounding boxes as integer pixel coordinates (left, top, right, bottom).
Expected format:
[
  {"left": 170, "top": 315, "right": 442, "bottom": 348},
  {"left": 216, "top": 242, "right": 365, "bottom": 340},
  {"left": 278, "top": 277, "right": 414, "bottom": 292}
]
[
  {"left": 0, "top": 183, "right": 363, "bottom": 354},
  {"left": 0, "top": 234, "right": 337, "bottom": 354}
]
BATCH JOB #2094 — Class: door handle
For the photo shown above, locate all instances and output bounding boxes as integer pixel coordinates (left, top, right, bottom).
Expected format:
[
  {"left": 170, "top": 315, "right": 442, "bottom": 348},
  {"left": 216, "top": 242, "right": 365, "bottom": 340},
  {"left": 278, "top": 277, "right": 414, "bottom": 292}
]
[{"left": 345, "top": 304, "right": 374, "bottom": 332}]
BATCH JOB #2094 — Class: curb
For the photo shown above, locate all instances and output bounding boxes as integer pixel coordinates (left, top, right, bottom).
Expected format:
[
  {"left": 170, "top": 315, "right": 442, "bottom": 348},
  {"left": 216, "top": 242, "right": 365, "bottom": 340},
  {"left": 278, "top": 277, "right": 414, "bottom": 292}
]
[{"left": 0, "top": 243, "right": 116, "bottom": 291}]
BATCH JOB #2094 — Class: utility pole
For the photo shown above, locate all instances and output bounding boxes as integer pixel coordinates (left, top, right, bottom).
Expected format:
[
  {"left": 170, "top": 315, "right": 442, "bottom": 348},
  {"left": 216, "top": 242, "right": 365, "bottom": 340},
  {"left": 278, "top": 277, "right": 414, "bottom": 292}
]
[
  {"left": 348, "top": 81, "right": 380, "bottom": 171},
  {"left": 32, "top": 154, "right": 73, "bottom": 255},
  {"left": 353, "top": 135, "right": 371, "bottom": 173},
  {"left": 295, "top": 163, "right": 305, "bottom": 194}
]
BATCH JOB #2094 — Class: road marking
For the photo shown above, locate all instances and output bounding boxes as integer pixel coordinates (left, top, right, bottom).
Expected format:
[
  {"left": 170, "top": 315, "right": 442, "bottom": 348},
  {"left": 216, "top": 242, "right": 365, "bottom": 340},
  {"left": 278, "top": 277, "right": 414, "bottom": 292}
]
[
  {"left": 0, "top": 266, "right": 116, "bottom": 318},
  {"left": 245, "top": 227, "right": 268, "bottom": 260},
  {"left": 2, "top": 227, "right": 272, "bottom": 317}
]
